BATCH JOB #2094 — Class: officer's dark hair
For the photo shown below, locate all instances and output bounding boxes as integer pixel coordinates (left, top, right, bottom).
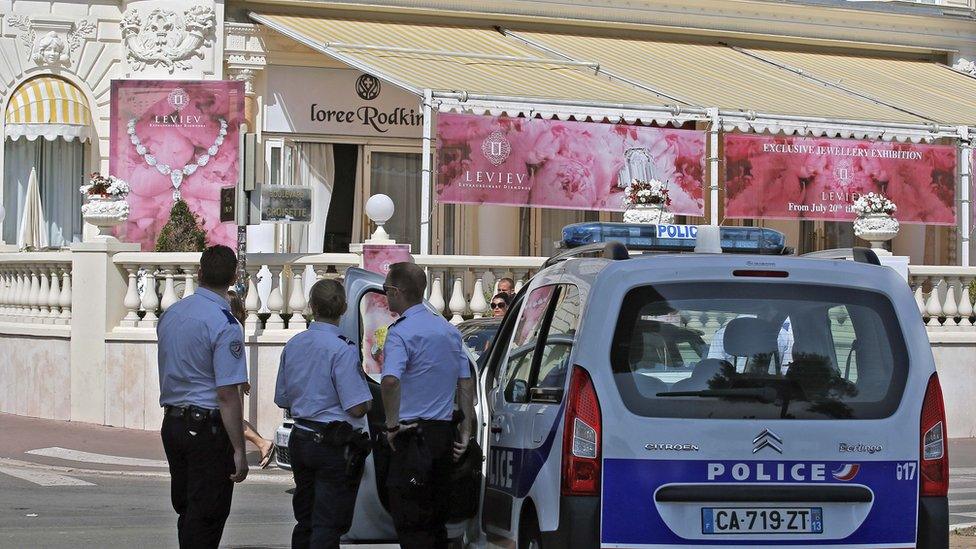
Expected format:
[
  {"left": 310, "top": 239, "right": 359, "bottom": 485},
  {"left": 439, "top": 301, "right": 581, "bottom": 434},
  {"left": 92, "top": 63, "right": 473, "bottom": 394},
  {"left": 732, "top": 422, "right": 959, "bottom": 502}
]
[
  {"left": 387, "top": 262, "right": 426, "bottom": 303},
  {"left": 199, "top": 245, "right": 237, "bottom": 288},
  {"left": 309, "top": 279, "right": 347, "bottom": 320}
]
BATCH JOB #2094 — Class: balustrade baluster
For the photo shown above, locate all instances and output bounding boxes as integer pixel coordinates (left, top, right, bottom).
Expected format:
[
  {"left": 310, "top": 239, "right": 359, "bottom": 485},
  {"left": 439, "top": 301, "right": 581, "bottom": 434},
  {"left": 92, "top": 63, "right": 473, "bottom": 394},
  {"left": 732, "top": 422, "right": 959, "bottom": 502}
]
[
  {"left": 704, "top": 312, "right": 720, "bottom": 338},
  {"left": 265, "top": 265, "right": 286, "bottom": 330},
  {"left": 924, "top": 277, "right": 945, "bottom": 327},
  {"left": 470, "top": 270, "right": 489, "bottom": 318},
  {"left": 244, "top": 268, "right": 262, "bottom": 331},
  {"left": 512, "top": 269, "right": 528, "bottom": 293},
  {"left": 58, "top": 268, "right": 71, "bottom": 324},
  {"left": 140, "top": 267, "right": 160, "bottom": 328},
  {"left": 182, "top": 266, "right": 196, "bottom": 298},
  {"left": 912, "top": 279, "right": 926, "bottom": 319},
  {"left": 16, "top": 269, "right": 27, "bottom": 317},
  {"left": 287, "top": 269, "right": 307, "bottom": 331},
  {"left": 37, "top": 267, "right": 51, "bottom": 322},
  {"left": 428, "top": 274, "right": 446, "bottom": 317},
  {"left": 27, "top": 269, "right": 40, "bottom": 321},
  {"left": 448, "top": 273, "right": 466, "bottom": 324},
  {"left": 46, "top": 267, "right": 61, "bottom": 324},
  {"left": 959, "top": 279, "right": 974, "bottom": 328},
  {"left": 159, "top": 269, "right": 180, "bottom": 312},
  {"left": 121, "top": 266, "right": 141, "bottom": 327},
  {"left": 0, "top": 269, "right": 9, "bottom": 317},
  {"left": 943, "top": 277, "right": 960, "bottom": 328}
]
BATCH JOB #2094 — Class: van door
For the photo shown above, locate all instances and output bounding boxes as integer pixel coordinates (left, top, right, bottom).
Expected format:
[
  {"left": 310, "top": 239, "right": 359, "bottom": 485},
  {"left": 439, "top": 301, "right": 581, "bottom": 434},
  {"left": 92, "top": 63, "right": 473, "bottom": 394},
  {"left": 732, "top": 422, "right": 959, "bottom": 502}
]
[
  {"left": 482, "top": 285, "right": 559, "bottom": 539},
  {"left": 340, "top": 267, "right": 486, "bottom": 543},
  {"left": 597, "top": 280, "right": 919, "bottom": 548}
]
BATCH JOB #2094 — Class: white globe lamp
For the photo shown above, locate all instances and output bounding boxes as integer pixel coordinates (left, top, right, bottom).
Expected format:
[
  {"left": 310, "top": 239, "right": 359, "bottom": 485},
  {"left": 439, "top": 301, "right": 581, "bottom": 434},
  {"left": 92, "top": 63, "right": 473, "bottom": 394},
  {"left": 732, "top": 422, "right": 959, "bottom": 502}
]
[{"left": 365, "top": 194, "right": 395, "bottom": 243}]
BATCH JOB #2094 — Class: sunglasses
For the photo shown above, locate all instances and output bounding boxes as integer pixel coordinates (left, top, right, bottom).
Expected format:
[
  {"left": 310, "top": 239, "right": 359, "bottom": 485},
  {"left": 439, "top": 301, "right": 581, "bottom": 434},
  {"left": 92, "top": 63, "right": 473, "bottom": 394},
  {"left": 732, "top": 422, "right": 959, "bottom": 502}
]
[{"left": 490, "top": 302, "right": 507, "bottom": 309}]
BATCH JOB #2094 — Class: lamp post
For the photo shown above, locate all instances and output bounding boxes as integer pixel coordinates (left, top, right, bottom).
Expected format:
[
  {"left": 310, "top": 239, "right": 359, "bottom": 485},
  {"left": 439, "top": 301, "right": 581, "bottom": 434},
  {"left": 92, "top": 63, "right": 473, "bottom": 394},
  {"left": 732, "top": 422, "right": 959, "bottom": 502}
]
[{"left": 364, "top": 193, "right": 395, "bottom": 244}]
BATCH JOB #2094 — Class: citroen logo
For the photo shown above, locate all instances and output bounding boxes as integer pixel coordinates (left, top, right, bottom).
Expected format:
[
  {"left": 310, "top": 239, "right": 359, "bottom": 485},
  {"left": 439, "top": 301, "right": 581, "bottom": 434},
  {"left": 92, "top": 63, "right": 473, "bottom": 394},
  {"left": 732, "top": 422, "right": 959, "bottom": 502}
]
[{"left": 753, "top": 428, "right": 783, "bottom": 454}]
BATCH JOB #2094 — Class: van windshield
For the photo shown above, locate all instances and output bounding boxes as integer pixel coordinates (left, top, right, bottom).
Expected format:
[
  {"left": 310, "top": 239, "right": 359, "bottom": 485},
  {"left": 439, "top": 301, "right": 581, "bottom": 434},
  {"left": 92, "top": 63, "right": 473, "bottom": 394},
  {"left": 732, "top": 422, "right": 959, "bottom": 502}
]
[{"left": 610, "top": 282, "right": 908, "bottom": 420}]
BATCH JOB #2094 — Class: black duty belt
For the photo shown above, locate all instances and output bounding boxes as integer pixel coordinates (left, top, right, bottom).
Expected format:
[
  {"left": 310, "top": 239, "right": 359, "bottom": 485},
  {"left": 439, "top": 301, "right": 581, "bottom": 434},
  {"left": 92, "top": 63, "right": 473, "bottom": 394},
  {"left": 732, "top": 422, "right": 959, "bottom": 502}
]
[{"left": 164, "top": 405, "right": 220, "bottom": 420}]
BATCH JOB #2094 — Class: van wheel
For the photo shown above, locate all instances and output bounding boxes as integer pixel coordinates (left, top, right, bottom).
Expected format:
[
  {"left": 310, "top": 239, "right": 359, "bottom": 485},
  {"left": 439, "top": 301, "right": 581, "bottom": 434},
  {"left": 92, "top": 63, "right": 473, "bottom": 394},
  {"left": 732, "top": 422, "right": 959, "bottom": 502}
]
[{"left": 518, "top": 513, "right": 543, "bottom": 549}]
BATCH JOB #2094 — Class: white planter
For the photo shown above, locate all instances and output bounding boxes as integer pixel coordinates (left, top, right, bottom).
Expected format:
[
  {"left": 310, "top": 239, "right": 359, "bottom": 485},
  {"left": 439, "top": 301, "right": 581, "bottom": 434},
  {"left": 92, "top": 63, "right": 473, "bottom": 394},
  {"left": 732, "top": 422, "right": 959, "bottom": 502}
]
[
  {"left": 853, "top": 212, "right": 899, "bottom": 250},
  {"left": 82, "top": 195, "right": 129, "bottom": 241},
  {"left": 623, "top": 203, "right": 674, "bottom": 224}
]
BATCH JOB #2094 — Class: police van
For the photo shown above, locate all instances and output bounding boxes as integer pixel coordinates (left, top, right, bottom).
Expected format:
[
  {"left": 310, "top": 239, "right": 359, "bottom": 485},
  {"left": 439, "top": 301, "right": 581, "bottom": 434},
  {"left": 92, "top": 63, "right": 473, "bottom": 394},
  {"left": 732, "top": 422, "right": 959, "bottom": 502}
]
[{"left": 477, "top": 222, "right": 948, "bottom": 548}]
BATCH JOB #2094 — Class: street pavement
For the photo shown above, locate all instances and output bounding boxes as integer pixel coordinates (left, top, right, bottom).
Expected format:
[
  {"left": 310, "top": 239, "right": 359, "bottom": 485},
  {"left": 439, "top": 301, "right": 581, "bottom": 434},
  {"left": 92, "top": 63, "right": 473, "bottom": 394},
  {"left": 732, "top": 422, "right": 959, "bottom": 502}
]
[{"left": 1, "top": 412, "right": 976, "bottom": 547}]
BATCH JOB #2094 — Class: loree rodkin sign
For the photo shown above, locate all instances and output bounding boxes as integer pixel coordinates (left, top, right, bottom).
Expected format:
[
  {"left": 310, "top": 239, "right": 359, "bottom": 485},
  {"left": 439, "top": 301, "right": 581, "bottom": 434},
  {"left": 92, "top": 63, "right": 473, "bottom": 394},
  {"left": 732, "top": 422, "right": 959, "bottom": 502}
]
[{"left": 263, "top": 66, "right": 423, "bottom": 138}]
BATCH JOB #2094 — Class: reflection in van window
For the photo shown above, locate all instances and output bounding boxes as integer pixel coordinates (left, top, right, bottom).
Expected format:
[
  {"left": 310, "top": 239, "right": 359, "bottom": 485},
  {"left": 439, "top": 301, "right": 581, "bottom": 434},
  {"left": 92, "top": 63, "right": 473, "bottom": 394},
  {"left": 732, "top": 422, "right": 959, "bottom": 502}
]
[{"left": 610, "top": 283, "right": 908, "bottom": 420}]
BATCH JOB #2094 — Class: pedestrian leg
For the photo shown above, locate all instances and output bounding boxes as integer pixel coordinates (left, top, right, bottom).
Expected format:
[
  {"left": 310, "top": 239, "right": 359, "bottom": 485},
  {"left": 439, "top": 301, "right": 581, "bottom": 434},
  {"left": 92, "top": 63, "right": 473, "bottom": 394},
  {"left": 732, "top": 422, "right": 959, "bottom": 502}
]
[
  {"left": 181, "top": 422, "right": 235, "bottom": 549},
  {"left": 290, "top": 434, "right": 315, "bottom": 549},
  {"left": 310, "top": 443, "right": 358, "bottom": 549},
  {"left": 161, "top": 416, "right": 190, "bottom": 546}
]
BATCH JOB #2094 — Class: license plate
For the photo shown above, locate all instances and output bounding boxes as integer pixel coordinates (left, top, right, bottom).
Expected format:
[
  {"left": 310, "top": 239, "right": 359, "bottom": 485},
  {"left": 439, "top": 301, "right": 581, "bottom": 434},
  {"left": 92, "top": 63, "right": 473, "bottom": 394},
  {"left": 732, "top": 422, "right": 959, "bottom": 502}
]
[
  {"left": 702, "top": 507, "right": 823, "bottom": 534},
  {"left": 275, "top": 431, "right": 290, "bottom": 447}
]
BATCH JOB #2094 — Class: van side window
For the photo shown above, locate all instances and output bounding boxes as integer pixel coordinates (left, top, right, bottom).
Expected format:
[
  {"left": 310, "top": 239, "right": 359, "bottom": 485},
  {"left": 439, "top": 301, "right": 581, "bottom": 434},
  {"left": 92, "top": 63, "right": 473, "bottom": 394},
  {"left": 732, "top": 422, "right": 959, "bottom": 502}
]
[
  {"left": 501, "top": 286, "right": 557, "bottom": 403},
  {"left": 828, "top": 306, "right": 858, "bottom": 382},
  {"left": 532, "top": 285, "right": 582, "bottom": 394}
]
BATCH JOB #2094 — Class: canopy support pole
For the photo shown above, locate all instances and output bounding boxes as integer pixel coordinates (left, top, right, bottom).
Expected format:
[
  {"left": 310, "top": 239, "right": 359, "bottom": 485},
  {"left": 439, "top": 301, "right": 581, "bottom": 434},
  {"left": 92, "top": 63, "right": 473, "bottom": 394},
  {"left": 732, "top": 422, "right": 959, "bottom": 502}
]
[
  {"left": 708, "top": 108, "right": 721, "bottom": 226},
  {"left": 420, "top": 89, "right": 433, "bottom": 256},
  {"left": 960, "top": 126, "right": 971, "bottom": 266}
]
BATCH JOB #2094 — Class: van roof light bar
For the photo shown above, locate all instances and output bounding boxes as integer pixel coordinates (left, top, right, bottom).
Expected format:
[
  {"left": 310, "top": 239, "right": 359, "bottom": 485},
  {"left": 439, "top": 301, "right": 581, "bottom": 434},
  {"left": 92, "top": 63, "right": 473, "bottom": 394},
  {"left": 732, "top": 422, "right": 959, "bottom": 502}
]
[
  {"left": 801, "top": 247, "right": 882, "bottom": 266},
  {"left": 561, "top": 222, "right": 788, "bottom": 255},
  {"left": 542, "top": 242, "right": 631, "bottom": 269}
]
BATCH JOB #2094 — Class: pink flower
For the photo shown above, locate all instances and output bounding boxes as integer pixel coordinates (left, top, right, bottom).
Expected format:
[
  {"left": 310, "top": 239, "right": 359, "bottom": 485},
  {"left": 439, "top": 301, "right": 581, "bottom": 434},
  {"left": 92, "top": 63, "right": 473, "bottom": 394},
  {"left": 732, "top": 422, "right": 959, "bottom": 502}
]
[{"left": 529, "top": 157, "right": 597, "bottom": 207}]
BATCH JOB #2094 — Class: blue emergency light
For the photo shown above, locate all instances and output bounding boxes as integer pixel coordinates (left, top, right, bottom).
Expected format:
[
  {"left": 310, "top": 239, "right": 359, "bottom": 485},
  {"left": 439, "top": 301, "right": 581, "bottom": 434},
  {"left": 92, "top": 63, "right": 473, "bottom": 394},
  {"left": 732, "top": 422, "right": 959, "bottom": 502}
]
[{"left": 560, "top": 222, "right": 788, "bottom": 254}]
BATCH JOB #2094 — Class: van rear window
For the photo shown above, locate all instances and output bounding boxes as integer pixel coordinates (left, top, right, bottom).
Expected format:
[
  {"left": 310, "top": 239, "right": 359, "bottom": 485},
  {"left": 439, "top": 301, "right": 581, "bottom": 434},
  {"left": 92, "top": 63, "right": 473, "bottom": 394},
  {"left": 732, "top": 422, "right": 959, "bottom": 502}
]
[{"left": 610, "top": 283, "right": 908, "bottom": 420}]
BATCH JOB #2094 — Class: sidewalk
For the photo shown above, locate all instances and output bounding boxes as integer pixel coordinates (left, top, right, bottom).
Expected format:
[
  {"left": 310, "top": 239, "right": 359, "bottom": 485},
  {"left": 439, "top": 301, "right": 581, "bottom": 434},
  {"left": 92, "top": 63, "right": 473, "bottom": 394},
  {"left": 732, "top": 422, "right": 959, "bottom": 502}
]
[{"left": 0, "top": 412, "right": 289, "bottom": 479}]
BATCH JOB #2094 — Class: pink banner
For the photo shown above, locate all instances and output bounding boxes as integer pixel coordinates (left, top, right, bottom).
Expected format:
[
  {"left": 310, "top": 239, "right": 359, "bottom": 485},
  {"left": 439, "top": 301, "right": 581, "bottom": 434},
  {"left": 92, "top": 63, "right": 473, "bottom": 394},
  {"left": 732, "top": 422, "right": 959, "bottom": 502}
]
[
  {"left": 110, "top": 80, "right": 245, "bottom": 250},
  {"left": 436, "top": 113, "right": 705, "bottom": 215},
  {"left": 361, "top": 244, "right": 412, "bottom": 375},
  {"left": 724, "top": 134, "right": 956, "bottom": 225}
]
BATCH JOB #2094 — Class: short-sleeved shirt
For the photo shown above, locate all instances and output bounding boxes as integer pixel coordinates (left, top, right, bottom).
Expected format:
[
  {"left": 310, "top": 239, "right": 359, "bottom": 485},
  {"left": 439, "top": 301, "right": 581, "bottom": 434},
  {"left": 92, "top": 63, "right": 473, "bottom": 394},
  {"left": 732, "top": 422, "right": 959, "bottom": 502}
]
[
  {"left": 275, "top": 322, "right": 372, "bottom": 428},
  {"left": 382, "top": 303, "right": 471, "bottom": 422},
  {"left": 157, "top": 287, "right": 248, "bottom": 410}
]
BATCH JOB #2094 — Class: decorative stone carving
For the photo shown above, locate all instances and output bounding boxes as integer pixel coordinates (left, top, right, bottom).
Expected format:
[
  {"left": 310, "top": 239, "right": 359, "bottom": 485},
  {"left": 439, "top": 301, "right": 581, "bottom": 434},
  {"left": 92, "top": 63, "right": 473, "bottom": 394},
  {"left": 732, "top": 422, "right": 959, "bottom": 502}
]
[
  {"left": 954, "top": 58, "right": 976, "bottom": 76},
  {"left": 7, "top": 16, "right": 95, "bottom": 68},
  {"left": 120, "top": 6, "right": 216, "bottom": 73},
  {"left": 228, "top": 67, "right": 256, "bottom": 95}
]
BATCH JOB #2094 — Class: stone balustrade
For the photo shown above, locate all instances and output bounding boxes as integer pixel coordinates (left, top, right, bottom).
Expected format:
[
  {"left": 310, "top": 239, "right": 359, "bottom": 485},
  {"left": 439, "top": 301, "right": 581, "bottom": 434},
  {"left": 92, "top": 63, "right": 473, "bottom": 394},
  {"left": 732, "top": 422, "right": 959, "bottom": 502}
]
[
  {"left": 909, "top": 266, "right": 976, "bottom": 331},
  {"left": 0, "top": 252, "right": 72, "bottom": 325}
]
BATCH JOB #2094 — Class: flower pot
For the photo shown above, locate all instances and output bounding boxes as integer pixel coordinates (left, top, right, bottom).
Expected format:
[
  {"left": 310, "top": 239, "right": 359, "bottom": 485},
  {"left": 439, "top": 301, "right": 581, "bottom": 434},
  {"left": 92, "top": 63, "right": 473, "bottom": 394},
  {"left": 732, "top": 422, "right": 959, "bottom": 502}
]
[
  {"left": 853, "top": 212, "right": 899, "bottom": 250},
  {"left": 82, "top": 195, "right": 129, "bottom": 241},
  {"left": 623, "top": 203, "right": 674, "bottom": 224}
]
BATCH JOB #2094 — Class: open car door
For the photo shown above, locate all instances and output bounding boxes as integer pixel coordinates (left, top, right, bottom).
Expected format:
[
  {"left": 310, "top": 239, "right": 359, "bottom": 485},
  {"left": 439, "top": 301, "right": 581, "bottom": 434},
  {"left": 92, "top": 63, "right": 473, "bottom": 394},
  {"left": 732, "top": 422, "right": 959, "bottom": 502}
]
[{"left": 340, "top": 267, "right": 488, "bottom": 545}]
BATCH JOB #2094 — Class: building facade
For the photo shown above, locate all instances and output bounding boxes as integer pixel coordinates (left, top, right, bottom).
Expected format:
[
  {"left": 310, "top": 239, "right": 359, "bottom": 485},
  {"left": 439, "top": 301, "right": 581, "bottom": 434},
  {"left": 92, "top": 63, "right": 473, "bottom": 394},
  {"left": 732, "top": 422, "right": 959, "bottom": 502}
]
[{"left": 2, "top": 0, "right": 976, "bottom": 261}]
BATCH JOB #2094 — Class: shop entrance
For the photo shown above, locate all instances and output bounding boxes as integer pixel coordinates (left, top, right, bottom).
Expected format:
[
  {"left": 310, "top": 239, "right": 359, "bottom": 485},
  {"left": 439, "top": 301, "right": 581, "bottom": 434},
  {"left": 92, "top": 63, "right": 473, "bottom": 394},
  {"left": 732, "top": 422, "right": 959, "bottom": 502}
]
[{"left": 799, "top": 220, "right": 857, "bottom": 254}]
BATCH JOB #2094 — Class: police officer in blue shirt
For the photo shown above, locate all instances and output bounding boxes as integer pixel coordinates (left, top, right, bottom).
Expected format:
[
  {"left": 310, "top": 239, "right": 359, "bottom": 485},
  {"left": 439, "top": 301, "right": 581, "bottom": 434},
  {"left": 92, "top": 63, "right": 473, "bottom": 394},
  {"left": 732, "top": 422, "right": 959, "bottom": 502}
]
[
  {"left": 275, "top": 279, "right": 372, "bottom": 549},
  {"left": 380, "top": 262, "right": 476, "bottom": 549},
  {"left": 158, "top": 245, "right": 249, "bottom": 548}
]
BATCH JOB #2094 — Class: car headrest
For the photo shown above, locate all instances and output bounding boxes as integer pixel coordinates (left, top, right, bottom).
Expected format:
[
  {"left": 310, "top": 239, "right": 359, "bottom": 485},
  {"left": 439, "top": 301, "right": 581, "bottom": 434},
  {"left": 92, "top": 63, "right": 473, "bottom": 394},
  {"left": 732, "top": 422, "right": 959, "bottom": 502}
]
[
  {"left": 723, "top": 317, "right": 779, "bottom": 358},
  {"left": 691, "top": 358, "right": 729, "bottom": 380}
]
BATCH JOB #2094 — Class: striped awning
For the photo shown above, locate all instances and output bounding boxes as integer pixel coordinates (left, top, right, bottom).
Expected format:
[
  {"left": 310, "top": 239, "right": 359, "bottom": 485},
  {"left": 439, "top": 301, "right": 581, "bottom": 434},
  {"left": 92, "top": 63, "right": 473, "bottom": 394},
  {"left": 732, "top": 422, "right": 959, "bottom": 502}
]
[
  {"left": 249, "top": 13, "right": 679, "bottom": 113},
  {"left": 4, "top": 76, "right": 92, "bottom": 142}
]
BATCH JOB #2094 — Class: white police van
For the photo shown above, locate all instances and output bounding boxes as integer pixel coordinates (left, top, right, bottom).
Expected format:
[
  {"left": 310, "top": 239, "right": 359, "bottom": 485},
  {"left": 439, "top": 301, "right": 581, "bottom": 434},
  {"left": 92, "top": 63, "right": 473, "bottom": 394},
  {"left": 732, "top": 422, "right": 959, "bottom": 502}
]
[{"left": 477, "top": 222, "right": 948, "bottom": 548}]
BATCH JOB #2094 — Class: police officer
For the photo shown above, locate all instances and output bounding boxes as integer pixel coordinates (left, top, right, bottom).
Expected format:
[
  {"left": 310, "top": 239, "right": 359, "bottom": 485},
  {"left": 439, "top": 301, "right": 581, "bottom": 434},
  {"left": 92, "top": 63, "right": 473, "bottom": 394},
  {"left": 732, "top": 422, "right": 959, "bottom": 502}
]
[
  {"left": 380, "top": 262, "right": 477, "bottom": 549},
  {"left": 275, "top": 279, "right": 372, "bottom": 549},
  {"left": 158, "top": 245, "right": 249, "bottom": 548}
]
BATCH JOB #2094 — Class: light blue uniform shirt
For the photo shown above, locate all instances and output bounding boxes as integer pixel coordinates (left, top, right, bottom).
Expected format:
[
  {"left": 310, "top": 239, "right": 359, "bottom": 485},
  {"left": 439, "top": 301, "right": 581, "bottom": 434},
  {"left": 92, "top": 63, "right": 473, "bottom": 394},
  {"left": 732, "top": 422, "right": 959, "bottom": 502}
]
[
  {"left": 382, "top": 303, "right": 471, "bottom": 422},
  {"left": 275, "top": 322, "right": 372, "bottom": 427},
  {"left": 157, "top": 287, "right": 248, "bottom": 410}
]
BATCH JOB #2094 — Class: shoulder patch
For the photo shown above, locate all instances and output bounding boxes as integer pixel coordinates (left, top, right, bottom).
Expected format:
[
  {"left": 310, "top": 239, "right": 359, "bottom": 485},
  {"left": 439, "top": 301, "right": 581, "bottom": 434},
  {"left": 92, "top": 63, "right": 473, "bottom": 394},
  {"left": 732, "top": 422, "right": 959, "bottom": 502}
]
[
  {"left": 338, "top": 334, "right": 354, "bottom": 346},
  {"left": 229, "top": 340, "right": 244, "bottom": 359},
  {"left": 222, "top": 309, "right": 239, "bottom": 324}
]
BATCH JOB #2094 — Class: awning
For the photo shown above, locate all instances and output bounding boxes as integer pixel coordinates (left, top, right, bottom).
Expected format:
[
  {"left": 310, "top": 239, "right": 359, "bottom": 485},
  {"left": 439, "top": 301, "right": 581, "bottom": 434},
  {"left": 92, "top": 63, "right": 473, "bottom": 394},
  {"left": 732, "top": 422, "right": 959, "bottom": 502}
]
[
  {"left": 249, "top": 13, "right": 689, "bottom": 122},
  {"left": 734, "top": 47, "right": 976, "bottom": 126},
  {"left": 503, "top": 30, "right": 932, "bottom": 127},
  {"left": 4, "top": 76, "right": 92, "bottom": 142}
]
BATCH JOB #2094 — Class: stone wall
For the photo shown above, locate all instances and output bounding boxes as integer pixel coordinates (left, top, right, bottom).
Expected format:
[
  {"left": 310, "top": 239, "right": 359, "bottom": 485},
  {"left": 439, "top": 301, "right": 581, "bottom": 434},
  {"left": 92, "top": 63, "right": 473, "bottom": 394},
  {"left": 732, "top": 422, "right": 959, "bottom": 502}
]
[{"left": 0, "top": 332, "right": 70, "bottom": 421}]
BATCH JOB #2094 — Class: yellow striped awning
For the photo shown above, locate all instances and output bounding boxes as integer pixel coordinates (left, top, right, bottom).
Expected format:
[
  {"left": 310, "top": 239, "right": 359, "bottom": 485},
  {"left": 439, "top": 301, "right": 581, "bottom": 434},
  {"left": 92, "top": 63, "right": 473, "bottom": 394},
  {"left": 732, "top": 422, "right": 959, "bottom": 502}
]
[
  {"left": 4, "top": 76, "right": 92, "bottom": 142},
  {"left": 506, "top": 31, "right": 932, "bottom": 126},
  {"left": 249, "top": 13, "right": 677, "bottom": 110},
  {"left": 736, "top": 47, "right": 976, "bottom": 126}
]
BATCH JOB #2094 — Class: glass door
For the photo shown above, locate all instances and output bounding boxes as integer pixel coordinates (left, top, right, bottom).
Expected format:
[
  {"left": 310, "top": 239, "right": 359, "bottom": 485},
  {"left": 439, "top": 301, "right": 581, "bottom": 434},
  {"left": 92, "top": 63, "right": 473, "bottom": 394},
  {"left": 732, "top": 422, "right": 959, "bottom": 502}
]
[
  {"left": 799, "top": 220, "right": 858, "bottom": 254},
  {"left": 363, "top": 146, "right": 423, "bottom": 252}
]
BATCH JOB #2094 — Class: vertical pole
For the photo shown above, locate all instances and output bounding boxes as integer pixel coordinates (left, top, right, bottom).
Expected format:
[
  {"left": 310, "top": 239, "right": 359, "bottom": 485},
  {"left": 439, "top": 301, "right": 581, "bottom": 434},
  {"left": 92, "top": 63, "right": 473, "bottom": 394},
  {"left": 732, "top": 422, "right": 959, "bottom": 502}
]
[
  {"left": 960, "top": 126, "right": 971, "bottom": 266},
  {"left": 707, "top": 108, "right": 721, "bottom": 226},
  {"left": 420, "top": 90, "right": 434, "bottom": 256}
]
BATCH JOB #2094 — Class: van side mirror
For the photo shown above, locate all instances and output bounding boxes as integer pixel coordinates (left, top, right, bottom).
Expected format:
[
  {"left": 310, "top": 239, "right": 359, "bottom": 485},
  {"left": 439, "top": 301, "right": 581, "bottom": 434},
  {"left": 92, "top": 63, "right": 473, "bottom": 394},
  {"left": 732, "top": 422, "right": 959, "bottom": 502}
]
[{"left": 530, "top": 387, "right": 564, "bottom": 404}]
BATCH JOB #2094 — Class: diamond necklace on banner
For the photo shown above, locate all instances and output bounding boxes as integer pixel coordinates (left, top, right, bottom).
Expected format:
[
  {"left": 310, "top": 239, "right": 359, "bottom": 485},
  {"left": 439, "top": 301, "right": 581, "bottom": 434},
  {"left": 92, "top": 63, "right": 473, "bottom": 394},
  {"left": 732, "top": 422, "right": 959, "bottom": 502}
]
[{"left": 127, "top": 118, "right": 228, "bottom": 201}]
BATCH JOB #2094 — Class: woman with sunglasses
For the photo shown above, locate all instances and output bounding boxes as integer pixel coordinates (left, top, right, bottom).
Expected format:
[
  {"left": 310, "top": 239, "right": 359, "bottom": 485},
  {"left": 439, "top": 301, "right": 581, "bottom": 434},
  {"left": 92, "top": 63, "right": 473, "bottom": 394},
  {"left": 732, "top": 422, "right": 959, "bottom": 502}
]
[{"left": 489, "top": 292, "right": 511, "bottom": 318}]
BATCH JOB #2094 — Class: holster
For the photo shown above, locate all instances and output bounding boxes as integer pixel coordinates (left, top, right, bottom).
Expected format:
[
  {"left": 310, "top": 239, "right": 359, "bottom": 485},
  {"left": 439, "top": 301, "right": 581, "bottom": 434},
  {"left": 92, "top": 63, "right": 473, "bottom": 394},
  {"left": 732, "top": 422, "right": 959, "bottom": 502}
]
[
  {"left": 296, "top": 419, "right": 371, "bottom": 484},
  {"left": 387, "top": 425, "right": 433, "bottom": 492}
]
